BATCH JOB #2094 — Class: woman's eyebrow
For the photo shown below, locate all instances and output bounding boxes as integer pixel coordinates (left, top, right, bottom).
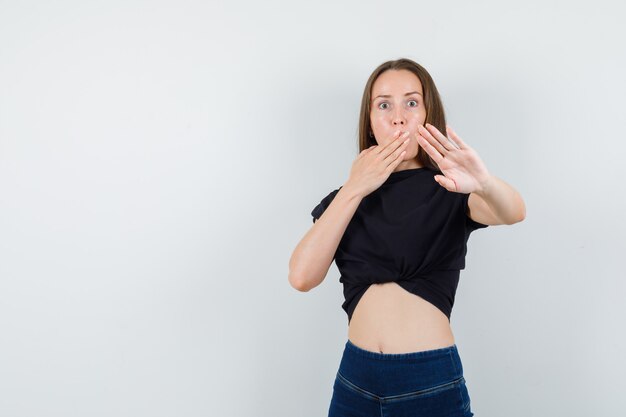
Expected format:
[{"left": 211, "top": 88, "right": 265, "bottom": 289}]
[{"left": 373, "top": 91, "right": 423, "bottom": 100}]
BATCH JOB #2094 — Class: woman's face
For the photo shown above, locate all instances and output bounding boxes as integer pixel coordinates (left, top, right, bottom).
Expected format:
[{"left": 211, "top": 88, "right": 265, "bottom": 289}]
[{"left": 370, "top": 69, "right": 426, "bottom": 161}]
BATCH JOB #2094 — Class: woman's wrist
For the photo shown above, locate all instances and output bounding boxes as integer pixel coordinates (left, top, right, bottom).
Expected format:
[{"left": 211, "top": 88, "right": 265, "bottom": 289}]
[{"left": 340, "top": 180, "right": 366, "bottom": 202}]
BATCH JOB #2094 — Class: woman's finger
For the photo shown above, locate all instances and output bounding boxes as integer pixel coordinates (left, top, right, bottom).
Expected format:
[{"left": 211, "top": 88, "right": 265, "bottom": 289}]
[
  {"left": 424, "top": 124, "right": 458, "bottom": 152},
  {"left": 418, "top": 125, "right": 449, "bottom": 155},
  {"left": 373, "top": 130, "right": 400, "bottom": 153},
  {"left": 446, "top": 126, "right": 468, "bottom": 150},
  {"left": 416, "top": 132, "right": 444, "bottom": 164},
  {"left": 359, "top": 144, "right": 378, "bottom": 159},
  {"left": 384, "top": 135, "right": 410, "bottom": 167},
  {"left": 380, "top": 130, "right": 410, "bottom": 161},
  {"left": 434, "top": 174, "right": 458, "bottom": 192},
  {"left": 389, "top": 146, "right": 408, "bottom": 172}
]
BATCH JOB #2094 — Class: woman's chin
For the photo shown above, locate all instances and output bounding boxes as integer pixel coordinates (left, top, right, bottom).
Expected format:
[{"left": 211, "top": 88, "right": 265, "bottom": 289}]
[{"left": 403, "top": 147, "right": 419, "bottom": 160}]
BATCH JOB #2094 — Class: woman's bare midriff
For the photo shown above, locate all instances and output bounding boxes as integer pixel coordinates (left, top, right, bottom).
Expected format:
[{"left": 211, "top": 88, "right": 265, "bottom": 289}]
[{"left": 347, "top": 282, "right": 456, "bottom": 354}]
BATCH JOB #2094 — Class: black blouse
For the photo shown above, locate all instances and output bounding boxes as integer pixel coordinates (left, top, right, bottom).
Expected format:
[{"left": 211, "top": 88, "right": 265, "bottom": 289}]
[{"left": 311, "top": 167, "right": 489, "bottom": 324}]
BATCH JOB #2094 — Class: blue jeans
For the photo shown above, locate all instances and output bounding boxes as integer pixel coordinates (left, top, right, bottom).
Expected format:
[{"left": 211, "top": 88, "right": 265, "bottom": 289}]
[{"left": 328, "top": 339, "right": 474, "bottom": 417}]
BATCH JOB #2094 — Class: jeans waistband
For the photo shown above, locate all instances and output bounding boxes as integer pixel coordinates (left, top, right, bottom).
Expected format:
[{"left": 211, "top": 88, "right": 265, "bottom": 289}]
[{"left": 337, "top": 339, "right": 464, "bottom": 397}]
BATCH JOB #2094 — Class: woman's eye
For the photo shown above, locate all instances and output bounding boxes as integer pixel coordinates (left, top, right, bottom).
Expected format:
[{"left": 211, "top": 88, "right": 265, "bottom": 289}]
[
  {"left": 378, "top": 102, "right": 389, "bottom": 110},
  {"left": 408, "top": 100, "right": 418, "bottom": 107}
]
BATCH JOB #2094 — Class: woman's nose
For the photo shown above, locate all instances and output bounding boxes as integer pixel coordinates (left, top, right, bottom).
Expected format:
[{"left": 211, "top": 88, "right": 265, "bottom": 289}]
[{"left": 392, "top": 111, "right": 406, "bottom": 126}]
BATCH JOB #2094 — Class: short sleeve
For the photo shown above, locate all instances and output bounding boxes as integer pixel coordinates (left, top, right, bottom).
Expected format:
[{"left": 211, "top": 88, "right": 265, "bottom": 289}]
[
  {"left": 311, "top": 187, "right": 342, "bottom": 223},
  {"left": 461, "top": 192, "right": 489, "bottom": 232}
]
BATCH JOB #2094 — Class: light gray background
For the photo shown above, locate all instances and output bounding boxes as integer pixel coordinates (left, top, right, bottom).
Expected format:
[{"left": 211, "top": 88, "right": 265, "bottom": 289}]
[{"left": 1, "top": 0, "right": 624, "bottom": 416}]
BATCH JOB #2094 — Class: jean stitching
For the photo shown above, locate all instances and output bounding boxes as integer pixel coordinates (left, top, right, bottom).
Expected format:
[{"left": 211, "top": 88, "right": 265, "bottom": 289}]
[
  {"left": 336, "top": 371, "right": 465, "bottom": 405},
  {"left": 461, "top": 378, "right": 471, "bottom": 413},
  {"left": 380, "top": 376, "right": 464, "bottom": 404},
  {"left": 336, "top": 371, "right": 380, "bottom": 401}
]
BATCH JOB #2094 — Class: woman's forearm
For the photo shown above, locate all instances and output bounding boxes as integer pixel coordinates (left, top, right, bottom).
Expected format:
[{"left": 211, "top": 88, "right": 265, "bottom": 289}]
[
  {"left": 288, "top": 184, "right": 363, "bottom": 292},
  {"left": 475, "top": 174, "right": 526, "bottom": 224}
]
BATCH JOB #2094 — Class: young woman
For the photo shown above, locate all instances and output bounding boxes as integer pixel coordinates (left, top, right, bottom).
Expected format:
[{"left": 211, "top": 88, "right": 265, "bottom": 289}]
[{"left": 288, "top": 58, "right": 526, "bottom": 417}]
